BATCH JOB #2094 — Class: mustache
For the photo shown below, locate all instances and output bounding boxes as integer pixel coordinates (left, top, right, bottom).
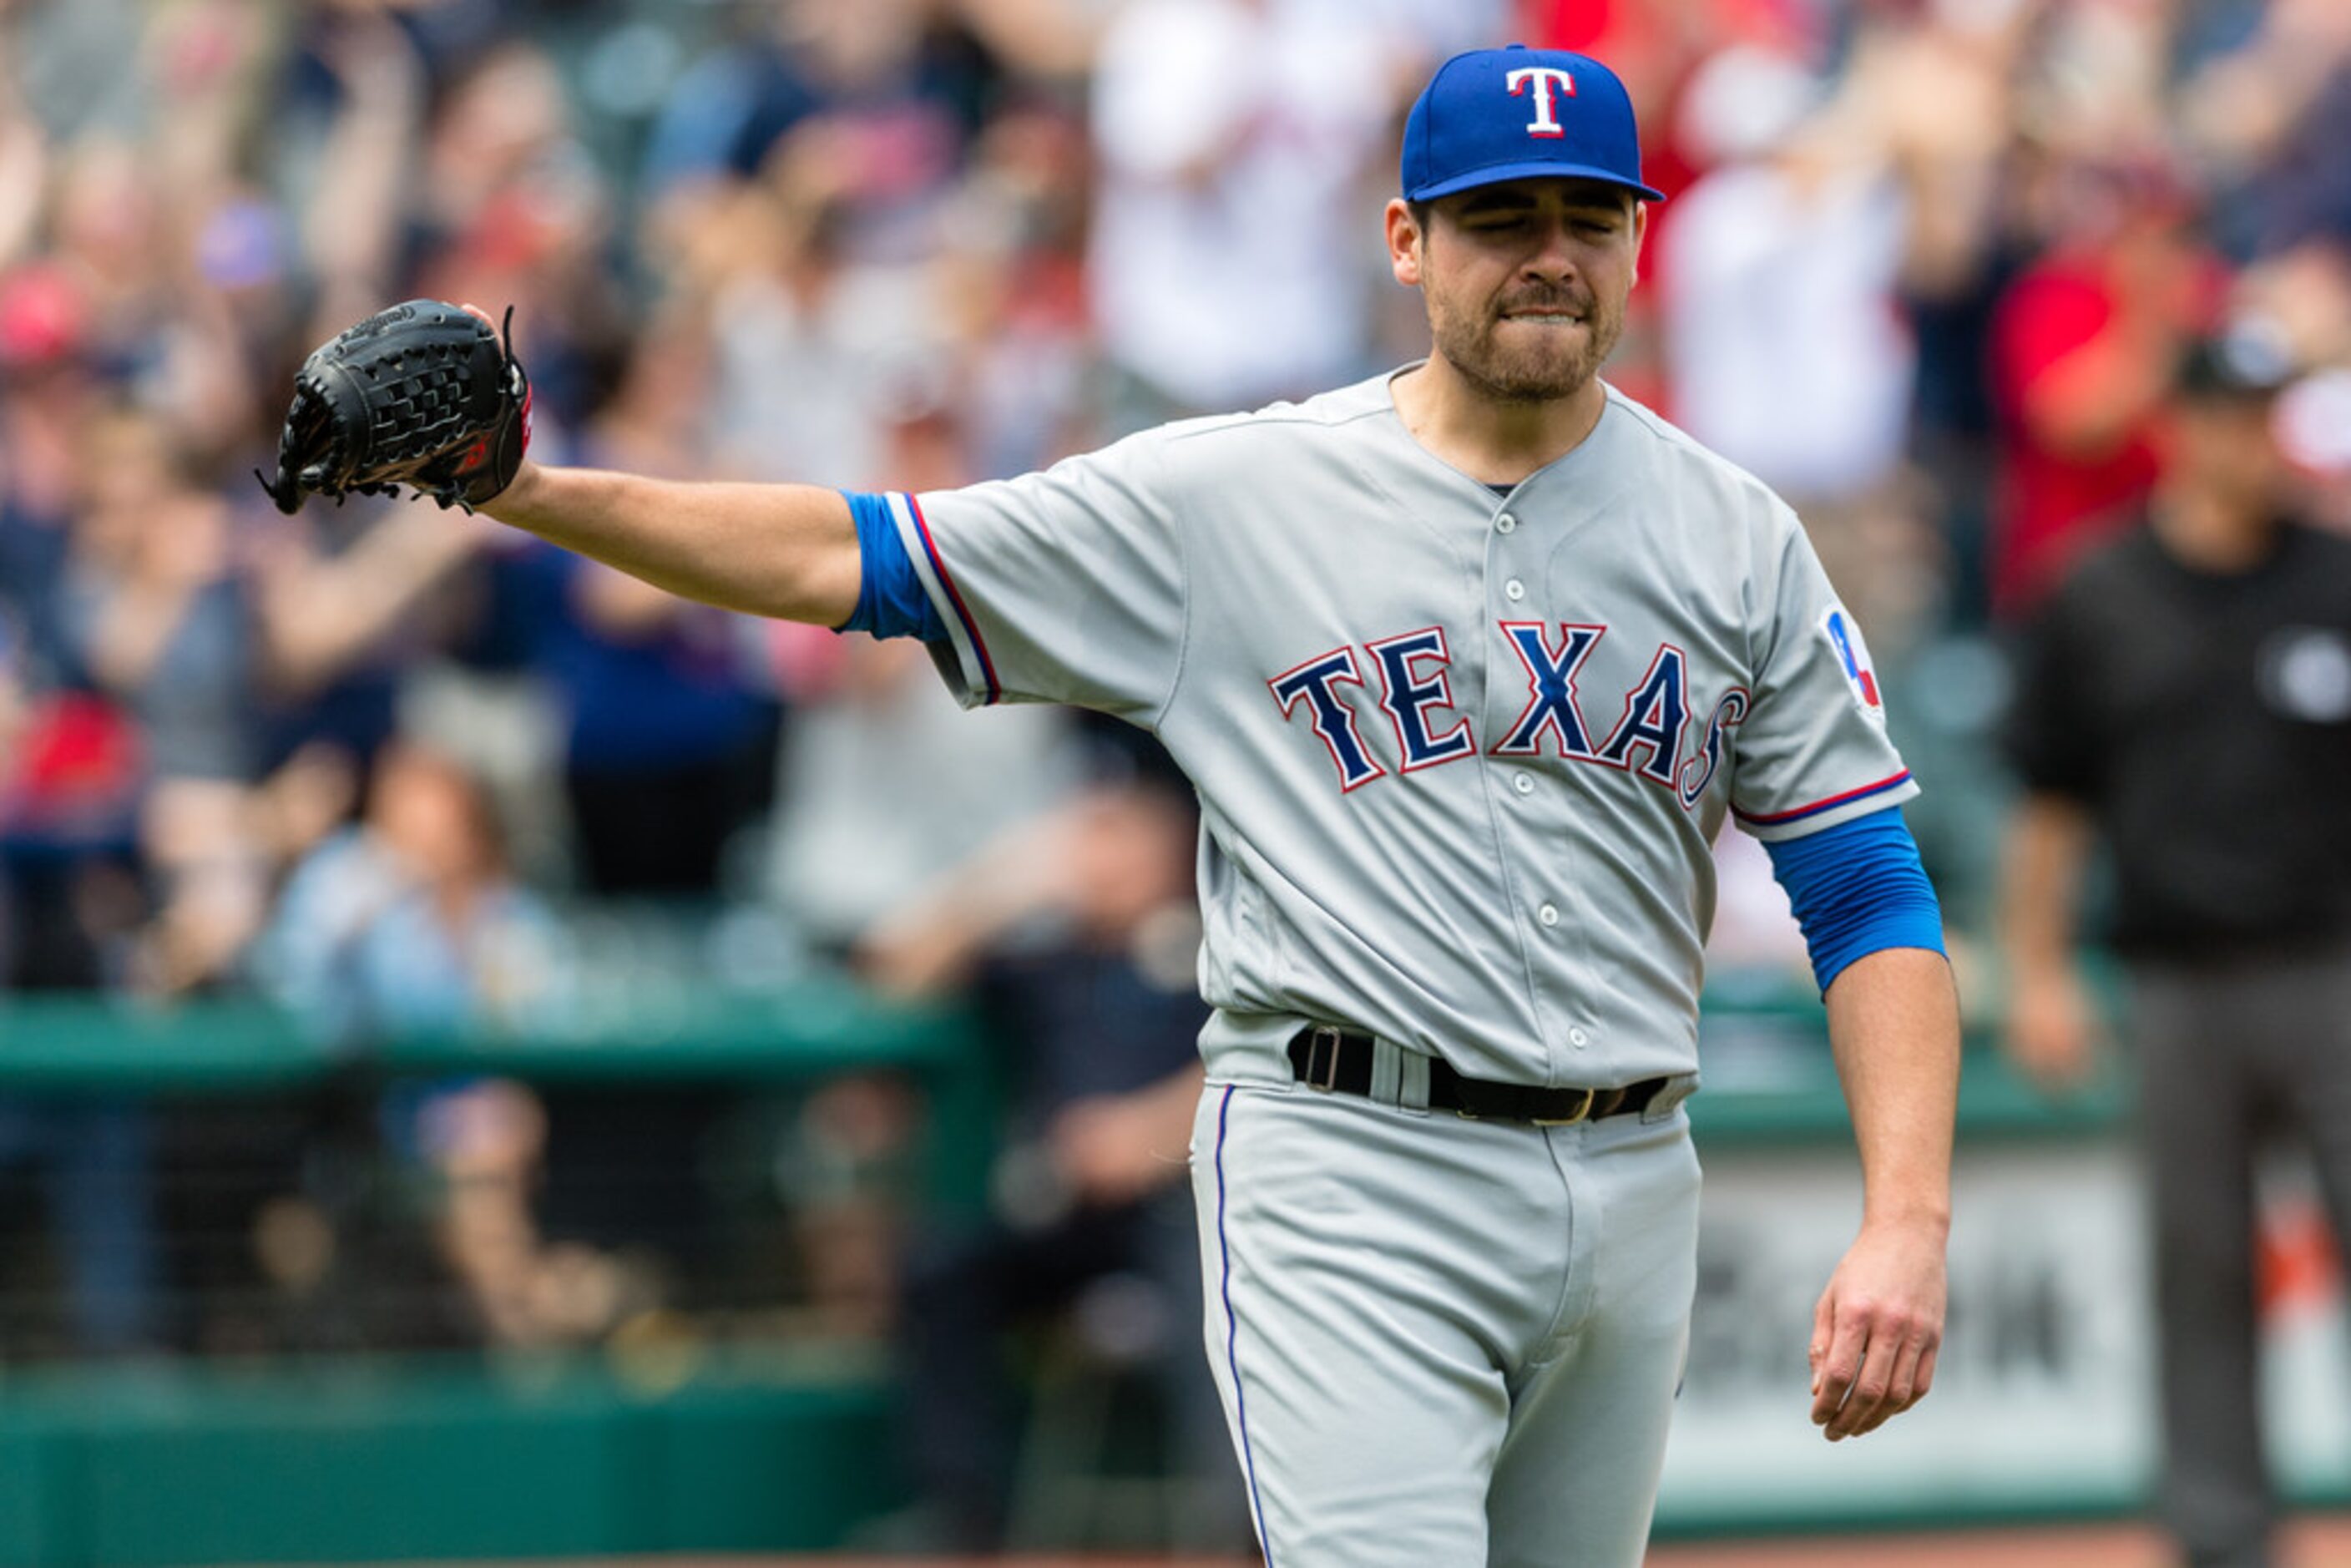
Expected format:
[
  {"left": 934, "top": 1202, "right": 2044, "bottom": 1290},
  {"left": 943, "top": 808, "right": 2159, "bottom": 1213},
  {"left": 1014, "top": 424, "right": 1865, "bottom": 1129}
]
[{"left": 1494, "top": 286, "right": 1593, "bottom": 317}]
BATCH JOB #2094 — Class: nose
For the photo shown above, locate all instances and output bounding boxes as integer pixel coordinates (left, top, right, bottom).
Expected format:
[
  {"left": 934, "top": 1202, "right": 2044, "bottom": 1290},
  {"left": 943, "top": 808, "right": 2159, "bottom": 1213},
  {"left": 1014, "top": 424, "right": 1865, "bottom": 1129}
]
[{"left": 1520, "top": 215, "right": 1580, "bottom": 284}]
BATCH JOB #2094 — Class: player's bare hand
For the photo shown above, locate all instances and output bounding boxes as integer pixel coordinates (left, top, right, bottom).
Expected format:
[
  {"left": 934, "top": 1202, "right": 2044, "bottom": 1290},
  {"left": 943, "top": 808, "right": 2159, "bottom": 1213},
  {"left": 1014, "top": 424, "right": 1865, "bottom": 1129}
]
[
  {"left": 2005, "top": 964, "right": 2098, "bottom": 1091},
  {"left": 1807, "top": 1217, "right": 1947, "bottom": 1441}
]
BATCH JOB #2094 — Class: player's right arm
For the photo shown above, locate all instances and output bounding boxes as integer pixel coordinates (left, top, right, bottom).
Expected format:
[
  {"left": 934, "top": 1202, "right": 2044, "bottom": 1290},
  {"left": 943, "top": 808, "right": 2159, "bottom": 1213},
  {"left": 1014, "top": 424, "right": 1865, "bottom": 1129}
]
[
  {"left": 490, "top": 420, "right": 1185, "bottom": 723},
  {"left": 483, "top": 459, "right": 862, "bottom": 628}
]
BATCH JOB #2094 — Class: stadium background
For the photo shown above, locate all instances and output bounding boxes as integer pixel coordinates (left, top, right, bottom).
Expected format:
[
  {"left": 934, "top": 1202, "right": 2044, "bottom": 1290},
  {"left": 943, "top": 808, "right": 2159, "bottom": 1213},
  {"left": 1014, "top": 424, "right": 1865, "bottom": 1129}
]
[{"left": 1, "top": 0, "right": 2349, "bottom": 1562}]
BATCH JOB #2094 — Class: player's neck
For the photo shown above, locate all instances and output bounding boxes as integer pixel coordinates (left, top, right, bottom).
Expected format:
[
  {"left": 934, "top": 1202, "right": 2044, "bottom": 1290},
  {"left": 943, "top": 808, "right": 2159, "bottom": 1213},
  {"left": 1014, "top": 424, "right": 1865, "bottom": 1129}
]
[{"left": 1390, "top": 356, "right": 1608, "bottom": 488}]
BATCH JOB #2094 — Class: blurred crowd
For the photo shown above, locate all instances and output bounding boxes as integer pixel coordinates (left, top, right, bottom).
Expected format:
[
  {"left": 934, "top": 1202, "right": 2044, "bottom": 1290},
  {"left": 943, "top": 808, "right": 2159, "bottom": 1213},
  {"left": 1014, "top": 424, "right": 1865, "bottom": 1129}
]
[{"left": 0, "top": 0, "right": 2348, "bottom": 1522}]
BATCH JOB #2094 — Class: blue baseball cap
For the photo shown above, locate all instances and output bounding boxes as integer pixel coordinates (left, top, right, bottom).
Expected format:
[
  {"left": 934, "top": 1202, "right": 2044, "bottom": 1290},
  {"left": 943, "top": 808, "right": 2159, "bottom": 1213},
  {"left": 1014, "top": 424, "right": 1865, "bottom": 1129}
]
[{"left": 1401, "top": 45, "right": 1664, "bottom": 205}]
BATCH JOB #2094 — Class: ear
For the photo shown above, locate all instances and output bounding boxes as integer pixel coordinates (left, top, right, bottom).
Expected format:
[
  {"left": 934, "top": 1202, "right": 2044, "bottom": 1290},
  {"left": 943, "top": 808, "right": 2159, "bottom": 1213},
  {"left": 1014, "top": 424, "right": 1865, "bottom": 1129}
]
[
  {"left": 1631, "top": 200, "right": 1650, "bottom": 283},
  {"left": 1384, "top": 198, "right": 1424, "bottom": 288}
]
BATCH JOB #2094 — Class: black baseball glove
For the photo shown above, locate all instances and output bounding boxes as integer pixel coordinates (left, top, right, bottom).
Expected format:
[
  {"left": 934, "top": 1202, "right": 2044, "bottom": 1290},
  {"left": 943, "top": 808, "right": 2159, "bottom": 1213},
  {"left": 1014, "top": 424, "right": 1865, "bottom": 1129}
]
[{"left": 257, "top": 300, "right": 531, "bottom": 514}]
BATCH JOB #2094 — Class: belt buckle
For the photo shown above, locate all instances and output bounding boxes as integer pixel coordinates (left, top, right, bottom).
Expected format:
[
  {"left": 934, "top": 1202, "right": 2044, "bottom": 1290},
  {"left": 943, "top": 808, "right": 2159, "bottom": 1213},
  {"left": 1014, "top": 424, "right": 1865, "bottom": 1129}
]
[
  {"left": 1305, "top": 1025, "right": 1344, "bottom": 1092},
  {"left": 1532, "top": 1088, "right": 1597, "bottom": 1127}
]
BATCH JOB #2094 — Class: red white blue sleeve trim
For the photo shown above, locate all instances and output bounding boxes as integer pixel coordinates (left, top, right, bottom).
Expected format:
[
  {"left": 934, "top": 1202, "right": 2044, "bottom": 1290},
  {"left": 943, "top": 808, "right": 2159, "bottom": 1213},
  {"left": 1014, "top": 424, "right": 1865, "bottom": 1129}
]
[
  {"left": 886, "top": 491, "right": 1002, "bottom": 706},
  {"left": 835, "top": 491, "right": 946, "bottom": 641},
  {"left": 1732, "top": 768, "right": 1914, "bottom": 828}
]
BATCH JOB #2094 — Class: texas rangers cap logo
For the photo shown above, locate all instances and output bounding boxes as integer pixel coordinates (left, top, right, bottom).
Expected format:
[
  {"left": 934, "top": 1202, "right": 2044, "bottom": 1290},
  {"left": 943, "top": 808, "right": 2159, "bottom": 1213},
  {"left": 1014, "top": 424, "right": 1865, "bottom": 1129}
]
[
  {"left": 1505, "top": 66, "right": 1576, "bottom": 138},
  {"left": 1821, "top": 606, "right": 1884, "bottom": 719}
]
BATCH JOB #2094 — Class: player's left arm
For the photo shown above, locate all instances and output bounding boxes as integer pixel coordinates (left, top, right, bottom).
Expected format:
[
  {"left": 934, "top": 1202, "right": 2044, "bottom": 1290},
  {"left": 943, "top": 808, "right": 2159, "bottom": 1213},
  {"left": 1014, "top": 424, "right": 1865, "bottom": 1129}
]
[
  {"left": 1812, "top": 946, "right": 1958, "bottom": 1441},
  {"left": 1763, "top": 807, "right": 1959, "bottom": 1442}
]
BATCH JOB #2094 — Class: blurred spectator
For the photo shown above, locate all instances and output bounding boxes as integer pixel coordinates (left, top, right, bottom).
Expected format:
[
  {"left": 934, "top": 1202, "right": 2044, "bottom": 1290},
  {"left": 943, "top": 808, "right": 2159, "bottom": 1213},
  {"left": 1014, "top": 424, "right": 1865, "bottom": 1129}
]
[
  {"left": 1868, "top": 0, "right": 2028, "bottom": 625},
  {"left": 262, "top": 738, "right": 569, "bottom": 1043},
  {"left": 57, "top": 406, "right": 482, "bottom": 994},
  {"left": 245, "top": 492, "right": 488, "bottom": 782},
  {"left": 0, "top": 1095, "right": 161, "bottom": 1354},
  {"left": 412, "top": 40, "right": 632, "bottom": 435},
  {"left": 0, "top": 261, "right": 98, "bottom": 684},
  {"left": 513, "top": 554, "right": 779, "bottom": 900},
  {"left": 1975, "top": 0, "right": 2247, "bottom": 615},
  {"left": 1084, "top": 0, "right": 1413, "bottom": 421},
  {"left": 856, "top": 778, "right": 1245, "bottom": 1552},
  {"left": 690, "top": 144, "right": 942, "bottom": 488},
  {"left": 927, "top": 98, "right": 1098, "bottom": 479},
  {"left": 763, "top": 386, "right": 1082, "bottom": 949},
  {"left": 1661, "top": 46, "right": 1914, "bottom": 503},
  {"left": 0, "top": 77, "right": 40, "bottom": 269},
  {"left": 413, "top": 1075, "right": 648, "bottom": 1353},
  {"left": 0, "top": 672, "right": 146, "bottom": 988},
  {"left": 294, "top": 6, "right": 434, "bottom": 337},
  {"left": 1986, "top": 161, "right": 2215, "bottom": 613},
  {"left": 0, "top": 610, "right": 159, "bottom": 1355},
  {"left": 2000, "top": 331, "right": 2351, "bottom": 1568},
  {"left": 58, "top": 406, "right": 270, "bottom": 994},
  {"left": 766, "top": 634, "right": 1080, "bottom": 952},
  {"left": 644, "top": 0, "right": 996, "bottom": 210},
  {"left": 2177, "top": 0, "right": 2351, "bottom": 258},
  {"left": 507, "top": 319, "right": 781, "bottom": 899},
  {"left": 6, "top": 407, "right": 156, "bottom": 1007},
  {"left": 258, "top": 740, "right": 602, "bottom": 1352}
]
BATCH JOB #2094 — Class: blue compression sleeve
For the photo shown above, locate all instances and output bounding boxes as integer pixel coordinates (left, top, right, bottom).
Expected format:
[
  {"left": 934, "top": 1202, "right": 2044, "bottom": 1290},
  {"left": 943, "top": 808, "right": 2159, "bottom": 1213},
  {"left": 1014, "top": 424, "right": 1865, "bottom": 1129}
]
[
  {"left": 834, "top": 491, "right": 948, "bottom": 642},
  {"left": 1762, "top": 806, "right": 1947, "bottom": 996}
]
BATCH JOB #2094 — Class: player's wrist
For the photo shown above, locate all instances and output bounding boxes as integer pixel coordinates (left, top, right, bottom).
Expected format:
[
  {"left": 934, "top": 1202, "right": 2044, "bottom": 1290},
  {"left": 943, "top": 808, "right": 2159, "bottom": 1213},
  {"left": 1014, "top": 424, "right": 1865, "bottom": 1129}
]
[
  {"left": 1859, "top": 1199, "right": 1951, "bottom": 1237},
  {"left": 483, "top": 457, "right": 548, "bottom": 520}
]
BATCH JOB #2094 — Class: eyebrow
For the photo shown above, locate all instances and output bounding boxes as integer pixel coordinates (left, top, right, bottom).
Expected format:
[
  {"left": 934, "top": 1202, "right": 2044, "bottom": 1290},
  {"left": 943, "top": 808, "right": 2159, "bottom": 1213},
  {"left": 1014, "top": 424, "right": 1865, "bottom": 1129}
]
[{"left": 1457, "top": 191, "right": 1539, "bottom": 213}]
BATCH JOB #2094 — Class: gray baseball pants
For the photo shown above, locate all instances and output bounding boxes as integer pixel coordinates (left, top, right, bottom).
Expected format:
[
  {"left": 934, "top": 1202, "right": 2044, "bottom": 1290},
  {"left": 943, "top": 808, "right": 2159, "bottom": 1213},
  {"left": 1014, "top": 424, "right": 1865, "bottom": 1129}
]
[
  {"left": 2131, "top": 942, "right": 2351, "bottom": 1568},
  {"left": 1190, "top": 1070, "right": 1701, "bottom": 1566}
]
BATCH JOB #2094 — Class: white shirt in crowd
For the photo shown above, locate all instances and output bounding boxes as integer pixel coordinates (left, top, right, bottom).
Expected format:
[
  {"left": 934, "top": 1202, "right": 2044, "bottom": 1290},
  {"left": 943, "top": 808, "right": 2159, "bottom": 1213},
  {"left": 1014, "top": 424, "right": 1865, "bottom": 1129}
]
[
  {"left": 1086, "top": 0, "right": 1492, "bottom": 413},
  {"left": 1662, "top": 146, "right": 1916, "bottom": 503}
]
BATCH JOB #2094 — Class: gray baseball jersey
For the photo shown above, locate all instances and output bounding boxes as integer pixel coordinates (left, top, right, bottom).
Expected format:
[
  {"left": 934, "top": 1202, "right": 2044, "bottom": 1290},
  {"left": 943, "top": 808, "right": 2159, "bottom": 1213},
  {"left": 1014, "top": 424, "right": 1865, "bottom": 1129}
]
[{"left": 886, "top": 371, "right": 1914, "bottom": 1090}]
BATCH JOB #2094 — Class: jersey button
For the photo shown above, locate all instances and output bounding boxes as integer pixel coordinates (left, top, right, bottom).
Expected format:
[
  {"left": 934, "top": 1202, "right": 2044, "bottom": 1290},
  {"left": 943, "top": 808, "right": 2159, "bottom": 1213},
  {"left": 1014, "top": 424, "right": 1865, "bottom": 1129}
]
[
  {"left": 1537, "top": 902, "right": 1560, "bottom": 927},
  {"left": 1504, "top": 578, "right": 1526, "bottom": 602},
  {"left": 1512, "top": 771, "right": 1534, "bottom": 796},
  {"left": 1496, "top": 513, "right": 1517, "bottom": 534},
  {"left": 1569, "top": 1026, "right": 1590, "bottom": 1049}
]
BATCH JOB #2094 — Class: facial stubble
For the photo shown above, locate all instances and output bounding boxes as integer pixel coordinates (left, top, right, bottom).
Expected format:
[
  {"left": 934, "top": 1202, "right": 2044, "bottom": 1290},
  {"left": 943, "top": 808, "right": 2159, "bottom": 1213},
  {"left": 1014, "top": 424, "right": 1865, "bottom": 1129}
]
[{"left": 1423, "top": 249, "right": 1625, "bottom": 406}]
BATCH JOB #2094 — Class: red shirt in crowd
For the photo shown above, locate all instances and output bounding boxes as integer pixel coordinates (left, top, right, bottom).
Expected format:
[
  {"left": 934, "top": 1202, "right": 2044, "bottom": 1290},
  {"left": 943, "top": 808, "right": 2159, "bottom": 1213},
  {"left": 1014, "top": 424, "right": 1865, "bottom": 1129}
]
[{"left": 1989, "top": 240, "right": 2217, "bottom": 614}]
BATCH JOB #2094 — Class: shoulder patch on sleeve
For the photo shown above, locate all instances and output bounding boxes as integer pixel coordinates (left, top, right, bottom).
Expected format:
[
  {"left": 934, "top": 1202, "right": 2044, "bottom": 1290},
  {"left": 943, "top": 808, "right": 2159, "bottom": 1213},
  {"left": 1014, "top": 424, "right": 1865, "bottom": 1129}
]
[{"left": 1820, "top": 604, "right": 1885, "bottom": 721}]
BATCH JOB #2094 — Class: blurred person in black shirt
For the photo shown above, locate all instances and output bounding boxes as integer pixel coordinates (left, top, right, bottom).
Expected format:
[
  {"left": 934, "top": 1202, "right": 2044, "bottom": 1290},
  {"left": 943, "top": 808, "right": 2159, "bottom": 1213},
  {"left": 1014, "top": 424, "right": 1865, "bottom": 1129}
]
[
  {"left": 2001, "top": 330, "right": 2351, "bottom": 1568},
  {"left": 855, "top": 774, "right": 1243, "bottom": 1552}
]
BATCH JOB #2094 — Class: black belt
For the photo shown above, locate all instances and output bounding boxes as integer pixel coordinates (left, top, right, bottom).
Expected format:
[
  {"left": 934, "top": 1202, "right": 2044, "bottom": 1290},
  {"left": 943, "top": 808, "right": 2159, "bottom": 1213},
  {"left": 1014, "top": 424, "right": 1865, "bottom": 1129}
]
[{"left": 1287, "top": 1025, "right": 1671, "bottom": 1125}]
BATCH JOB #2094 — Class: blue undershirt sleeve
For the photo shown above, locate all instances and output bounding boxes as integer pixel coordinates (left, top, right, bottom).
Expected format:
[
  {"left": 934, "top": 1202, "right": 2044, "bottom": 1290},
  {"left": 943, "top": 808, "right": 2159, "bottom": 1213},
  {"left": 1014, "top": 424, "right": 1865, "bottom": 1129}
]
[
  {"left": 1761, "top": 806, "right": 1947, "bottom": 996},
  {"left": 833, "top": 491, "right": 948, "bottom": 642}
]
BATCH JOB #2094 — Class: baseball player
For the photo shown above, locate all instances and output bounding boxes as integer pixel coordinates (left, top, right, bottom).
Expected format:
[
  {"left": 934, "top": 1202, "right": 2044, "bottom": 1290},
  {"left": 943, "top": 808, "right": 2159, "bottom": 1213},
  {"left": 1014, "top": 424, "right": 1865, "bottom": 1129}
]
[{"left": 265, "top": 45, "right": 1959, "bottom": 1567}]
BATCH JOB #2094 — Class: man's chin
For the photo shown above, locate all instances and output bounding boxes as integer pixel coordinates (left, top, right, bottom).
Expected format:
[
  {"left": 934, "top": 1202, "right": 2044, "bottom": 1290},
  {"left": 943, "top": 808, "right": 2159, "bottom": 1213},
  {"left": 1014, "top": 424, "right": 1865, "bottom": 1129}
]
[{"left": 1464, "top": 350, "right": 1594, "bottom": 403}]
